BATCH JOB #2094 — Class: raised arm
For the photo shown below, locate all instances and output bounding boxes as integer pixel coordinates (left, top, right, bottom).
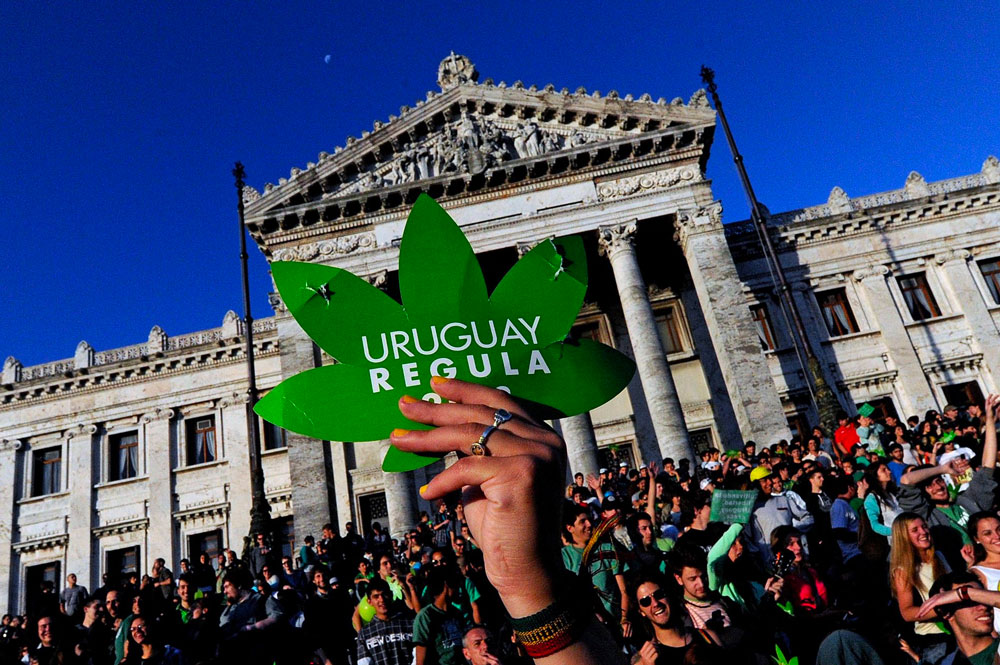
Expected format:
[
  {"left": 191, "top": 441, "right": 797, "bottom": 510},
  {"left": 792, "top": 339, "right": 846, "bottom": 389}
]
[
  {"left": 392, "top": 378, "right": 624, "bottom": 665},
  {"left": 645, "top": 461, "right": 659, "bottom": 523}
]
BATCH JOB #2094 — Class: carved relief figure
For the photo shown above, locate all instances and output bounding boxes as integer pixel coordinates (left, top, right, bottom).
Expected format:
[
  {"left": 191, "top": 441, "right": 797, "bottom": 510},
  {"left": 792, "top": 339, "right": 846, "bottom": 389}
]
[
  {"left": 523, "top": 122, "right": 541, "bottom": 157},
  {"left": 512, "top": 124, "right": 527, "bottom": 158}
]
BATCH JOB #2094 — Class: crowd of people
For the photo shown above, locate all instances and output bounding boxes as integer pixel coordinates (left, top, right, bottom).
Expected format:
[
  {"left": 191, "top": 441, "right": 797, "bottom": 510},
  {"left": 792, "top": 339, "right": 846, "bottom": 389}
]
[{"left": 5, "top": 377, "right": 1000, "bottom": 665}]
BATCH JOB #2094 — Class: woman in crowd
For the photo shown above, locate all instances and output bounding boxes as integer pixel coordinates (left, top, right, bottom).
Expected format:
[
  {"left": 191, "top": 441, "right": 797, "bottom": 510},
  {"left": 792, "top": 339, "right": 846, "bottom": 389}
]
[
  {"left": 122, "top": 615, "right": 183, "bottom": 665},
  {"left": 863, "top": 460, "right": 902, "bottom": 538},
  {"left": 630, "top": 574, "right": 706, "bottom": 664},
  {"left": 967, "top": 511, "right": 1000, "bottom": 633},
  {"left": 770, "top": 526, "right": 828, "bottom": 614},
  {"left": 889, "top": 512, "right": 953, "bottom": 663}
]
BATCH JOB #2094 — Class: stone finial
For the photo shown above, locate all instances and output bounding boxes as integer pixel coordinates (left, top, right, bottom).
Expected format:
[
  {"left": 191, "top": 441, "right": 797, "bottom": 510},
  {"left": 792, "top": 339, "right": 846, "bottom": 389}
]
[
  {"left": 983, "top": 155, "right": 1000, "bottom": 184},
  {"left": 827, "top": 186, "right": 852, "bottom": 213},
  {"left": 221, "top": 310, "right": 243, "bottom": 337},
  {"left": 2, "top": 356, "right": 22, "bottom": 384},
  {"left": 597, "top": 221, "right": 638, "bottom": 257},
  {"left": 688, "top": 89, "right": 710, "bottom": 108},
  {"left": 241, "top": 185, "right": 260, "bottom": 204},
  {"left": 669, "top": 97, "right": 683, "bottom": 106},
  {"left": 904, "top": 171, "right": 930, "bottom": 198},
  {"left": 437, "top": 52, "right": 478, "bottom": 89},
  {"left": 74, "top": 341, "right": 94, "bottom": 370},
  {"left": 147, "top": 325, "right": 168, "bottom": 352}
]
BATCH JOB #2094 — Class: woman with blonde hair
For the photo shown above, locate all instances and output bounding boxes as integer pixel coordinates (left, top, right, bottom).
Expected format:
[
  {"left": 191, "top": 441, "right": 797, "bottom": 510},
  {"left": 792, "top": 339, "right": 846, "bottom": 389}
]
[{"left": 890, "top": 511, "right": 953, "bottom": 662}]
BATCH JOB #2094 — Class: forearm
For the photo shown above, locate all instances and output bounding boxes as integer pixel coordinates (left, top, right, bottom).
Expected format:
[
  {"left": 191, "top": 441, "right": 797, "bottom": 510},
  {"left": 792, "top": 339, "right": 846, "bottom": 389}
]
[
  {"left": 902, "top": 464, "right": 945, "bottom": 486},
  {"left": 984, "top": 417, "right": 997, "bottom": 470}
]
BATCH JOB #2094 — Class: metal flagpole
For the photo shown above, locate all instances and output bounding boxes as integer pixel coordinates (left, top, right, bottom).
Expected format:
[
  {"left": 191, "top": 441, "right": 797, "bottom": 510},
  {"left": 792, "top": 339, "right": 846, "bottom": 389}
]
[
  {"left": 699, "top": 67, "right": 843, "bottom": 434},
  {"left": 233, "top": 162, "right": 271, "bottom": 545}
]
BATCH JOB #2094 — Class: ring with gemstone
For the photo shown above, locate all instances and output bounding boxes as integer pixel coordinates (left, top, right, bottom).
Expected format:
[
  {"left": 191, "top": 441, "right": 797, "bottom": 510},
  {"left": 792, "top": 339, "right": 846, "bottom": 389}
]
[{"left": 471, "top": 409, "right": 513, "bottom": 456}]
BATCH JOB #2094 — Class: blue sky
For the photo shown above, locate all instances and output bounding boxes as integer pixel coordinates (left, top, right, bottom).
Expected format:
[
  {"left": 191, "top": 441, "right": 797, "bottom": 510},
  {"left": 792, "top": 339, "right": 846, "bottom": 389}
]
[{"left": 2, "top": 2, "right": 998, "bottom": 366}]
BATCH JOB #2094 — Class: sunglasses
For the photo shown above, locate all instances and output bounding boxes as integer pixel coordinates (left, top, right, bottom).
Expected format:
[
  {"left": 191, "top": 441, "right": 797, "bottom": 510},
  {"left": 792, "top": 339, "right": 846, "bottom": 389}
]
[{"left": 638, "top": 588, "right": 668, "bottom": 608}]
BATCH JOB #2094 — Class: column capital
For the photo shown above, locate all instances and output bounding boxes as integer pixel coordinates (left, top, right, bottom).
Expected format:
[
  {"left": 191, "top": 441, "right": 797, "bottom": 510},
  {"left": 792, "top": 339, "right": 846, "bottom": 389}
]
[
  {"left": 65, "top": 424, "right": 98, "bottom": 440},
  {"left": 141, "top": 407, "right": 176, "bottom": 424},
  {"left": 0, "top": 438, "right": 23, "bottom": 453},
  {"left": 673, "top": 202, "right": 723, "bottom": 250},
  {"left": 852, "top": 264, "right": 891, "bottom": 282},
  {"left": 364, "top": 270, "right": 389, "bottom": 291},
  {"left": 597, "top": 220, "right": 638, "bottom": 257},
  {"left": 219, "top": 392, "right": 250, "bottom": 410},
  {"left": 935, "top": 249, "right": 972, "bottom": 266}
]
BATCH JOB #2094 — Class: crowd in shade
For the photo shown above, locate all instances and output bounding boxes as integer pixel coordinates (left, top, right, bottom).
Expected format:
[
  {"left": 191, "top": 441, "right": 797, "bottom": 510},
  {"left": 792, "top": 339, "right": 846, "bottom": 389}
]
[{"left": 5, "top": 380, "right": 1000, "bottom": 665}]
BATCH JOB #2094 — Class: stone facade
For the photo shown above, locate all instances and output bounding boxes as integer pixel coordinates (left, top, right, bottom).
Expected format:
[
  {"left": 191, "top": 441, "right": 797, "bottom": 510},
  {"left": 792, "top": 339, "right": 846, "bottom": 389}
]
[{"left": 3, "top": 55, "right": 999, "bottom": 611}]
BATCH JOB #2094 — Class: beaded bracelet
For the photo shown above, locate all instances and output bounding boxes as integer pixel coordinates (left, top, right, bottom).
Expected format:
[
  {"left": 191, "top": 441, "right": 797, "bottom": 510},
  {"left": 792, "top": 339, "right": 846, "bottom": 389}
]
[{"left": 510, "top": 594, "right": 587, "bottom": 658}]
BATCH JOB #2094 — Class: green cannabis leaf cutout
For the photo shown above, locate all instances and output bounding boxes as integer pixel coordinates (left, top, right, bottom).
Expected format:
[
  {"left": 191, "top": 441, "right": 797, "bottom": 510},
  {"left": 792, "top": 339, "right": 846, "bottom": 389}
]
[{"left": 254, "top": 194, "right": 636, "bottom": 472}]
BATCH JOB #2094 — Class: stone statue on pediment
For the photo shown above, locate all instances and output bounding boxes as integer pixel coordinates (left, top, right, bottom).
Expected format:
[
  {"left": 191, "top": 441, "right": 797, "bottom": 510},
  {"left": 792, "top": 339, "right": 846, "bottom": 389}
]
[
  {"left": 458, "top": 114, "right": 480, "bottom": 149},
  {"left": 570, "top": 131, "right": 589, "bottom": 148},
  {"left": 512, "top": 124, "right": 527, "bottom": 158},
  {"left": 540, "top": 130, "right": 560, "bottom": 154},
  {"left": 523, "top": 122, "right": 541, "bottom": 157}
]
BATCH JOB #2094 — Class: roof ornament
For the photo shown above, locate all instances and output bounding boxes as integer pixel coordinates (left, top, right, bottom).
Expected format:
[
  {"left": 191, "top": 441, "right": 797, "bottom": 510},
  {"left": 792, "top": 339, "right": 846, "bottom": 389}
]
[{"left": 437, "top": 52, "right": 478, "bottom": 89}]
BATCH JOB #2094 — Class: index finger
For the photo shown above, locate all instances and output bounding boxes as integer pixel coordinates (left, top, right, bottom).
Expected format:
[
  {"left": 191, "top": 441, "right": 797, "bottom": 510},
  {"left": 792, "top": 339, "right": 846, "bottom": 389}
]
[{"left": 427, "top": 377, "right": 539, "bottom": 424}]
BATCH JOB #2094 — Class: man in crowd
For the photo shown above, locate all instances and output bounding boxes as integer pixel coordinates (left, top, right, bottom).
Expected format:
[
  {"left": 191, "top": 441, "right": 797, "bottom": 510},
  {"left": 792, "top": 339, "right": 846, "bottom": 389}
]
[
  {"left": 59, "top": 573, "right": 88, "bottom": 621},
  {"left": 356, "top": 577, "right": 414, "bottom": 665},
  {"left": 413, "top": 568, "right": 465, "bottom": 665}
]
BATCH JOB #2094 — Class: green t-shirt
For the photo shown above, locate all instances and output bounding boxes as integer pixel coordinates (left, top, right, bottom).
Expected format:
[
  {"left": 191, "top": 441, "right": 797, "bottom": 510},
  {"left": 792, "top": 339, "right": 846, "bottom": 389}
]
[
  {"left": 562, "top": 542, "right": 625, "bottom": 616},
  {"left": 412, "top": 603, "right": 465, "bottom": 665},
  {"left": 968, "top": 638, "right": 1000, "bottom": 665}
]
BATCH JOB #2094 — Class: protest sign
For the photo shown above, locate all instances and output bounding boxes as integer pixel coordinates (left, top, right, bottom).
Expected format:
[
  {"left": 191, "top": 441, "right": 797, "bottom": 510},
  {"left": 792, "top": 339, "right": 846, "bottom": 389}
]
[
  {"left": 254, "top": 194, "right": 636, "bottom": 472},
  {"left": 709, "top": 490, "right": 757, "bottom": 524}
]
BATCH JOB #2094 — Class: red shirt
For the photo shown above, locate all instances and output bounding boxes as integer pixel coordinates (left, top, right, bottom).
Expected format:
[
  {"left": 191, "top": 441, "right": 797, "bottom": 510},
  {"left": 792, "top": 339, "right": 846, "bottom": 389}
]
[{"left": 834, "top": 423, "right": 860, "bottom": 454}]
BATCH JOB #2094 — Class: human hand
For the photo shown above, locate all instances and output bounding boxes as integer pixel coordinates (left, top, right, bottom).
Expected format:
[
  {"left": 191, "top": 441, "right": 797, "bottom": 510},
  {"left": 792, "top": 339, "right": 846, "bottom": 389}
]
[
  {"left": 764, "top": 576, "right": 784, "bottom": 600},
  {"left": 986, "top": 394, "right": 1000, "bottom": 423},
  {"left": 586, "top": 473, "right": 600, "bottom": 492},
  {"left": 916, "top": 589, "right": 961, "bottom": 619},
  {"left": 637, "top": 640, "right": 659, "bottom": 665},
  {"left": 620, "top": 617, "right": 632, "bottom": 638},
  {"left": 961, "top": 543, "right": 976, "bottom": 567},
  {"left": 392, "top": 378, "right": 565, "bottom": 618},
  {"left": 647, "top": 460, "right": 660, "bottom": 477},
  {"left": 898, "top": 638, "right": 919, "bottom": 663}
]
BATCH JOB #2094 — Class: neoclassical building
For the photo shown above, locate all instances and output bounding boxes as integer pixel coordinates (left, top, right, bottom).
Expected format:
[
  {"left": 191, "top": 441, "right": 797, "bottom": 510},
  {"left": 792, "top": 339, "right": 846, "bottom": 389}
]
[{"left": 2, "top": 55, "right": 999, "bottom": 612}]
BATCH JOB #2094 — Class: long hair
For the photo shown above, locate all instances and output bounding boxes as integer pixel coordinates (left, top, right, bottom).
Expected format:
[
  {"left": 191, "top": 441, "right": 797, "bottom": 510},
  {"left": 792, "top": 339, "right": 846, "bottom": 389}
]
[
  {"left": 889, "top": 512, "right": 945, "bottom": 597},
  {"left": 864, "top": 461, "right": 898, "bottom": 505},
  {"left": 629, "top": 572, "right": 685, "bottom": 634}
]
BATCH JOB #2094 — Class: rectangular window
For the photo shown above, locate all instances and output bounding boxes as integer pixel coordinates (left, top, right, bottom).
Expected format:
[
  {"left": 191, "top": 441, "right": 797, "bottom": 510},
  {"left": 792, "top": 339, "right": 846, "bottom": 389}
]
[
  {"left": 263, "top": 421, "right": 287, "bottom": 451},
  {"left": 106, "top": 546, "right": 140, "bottom": 579},
  {"left": 31, "top": 448, "right": 61, "bottom": 497},
  {"left": 654, "top": 305, "right": 686, "bottom": 354},
  {"left": 188, "top": 530, "right": 223, "bottom": 562},
  {"left": 816, "top": 288, "right": 859, "bottom": 337},
  {"left": 597, "top": 443, "right": 635, "bottom": 471},
  {"left": 749, "top": 304, "right": 776, "bottom": 351},
  {"left": 897, "top": 273, "right": 941, "bottom": 321},
  {"left": 979, "top": 259, "right": 1000, "bottom": 305},
  {"left": 186, "top": 416, "right": 217, "bottom": 465},
  {"left": 109, "top": 432, "right": 139, "bottom": 481},
  {"left": 787, "top": 414, "right": 811, "bottom": 441}
]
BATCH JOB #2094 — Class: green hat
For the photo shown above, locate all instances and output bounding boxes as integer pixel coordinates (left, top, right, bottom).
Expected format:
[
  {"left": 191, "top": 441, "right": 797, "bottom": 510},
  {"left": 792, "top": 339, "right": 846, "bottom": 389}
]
[
  {"left": 940, "top": 431, "right": 956, "bottom": 444},
  {"left": 858, "top": 403, "right": 875, "bottom": 418},
  {"left": 853, "top": 471, "right": 865, "bottom": 482}
]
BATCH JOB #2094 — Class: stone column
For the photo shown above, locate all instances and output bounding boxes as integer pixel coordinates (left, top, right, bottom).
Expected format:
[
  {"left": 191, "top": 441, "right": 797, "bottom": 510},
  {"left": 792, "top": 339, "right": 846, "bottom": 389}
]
[
  {"left": 276, "top": 310, "right": 335, "bottom": 545},
  {"left": 852, "top": 265, "right": 937, "bottom": 415},
  {"left": 142, "top": 409, "right": 176, "bottom": 564},
  {"left": 0, "top": 439, "right": 20, "bottom": 611},
  {"left": 219, "top": 396, "right": 252, "bottom": 546},
  {"left": 380, "top": 440, "right": 418, "bottom": 540},
  {"left": 935, "top": 250, "right": 1000, "bottom": 387},
  {"left": 674, "top": 204, "right": 792, "bottom": 445},
  {"left": 598, "top": 221, "right": 693, "bottom": 463},
  {"left": 65, "top": 425, "right": 97, "bottom": 587},
  {"left": 558, "top": 412, "right": 601, "bottom": 478},
  {"left": 329, "top": 444, "right": 354, "bottom": 533}
]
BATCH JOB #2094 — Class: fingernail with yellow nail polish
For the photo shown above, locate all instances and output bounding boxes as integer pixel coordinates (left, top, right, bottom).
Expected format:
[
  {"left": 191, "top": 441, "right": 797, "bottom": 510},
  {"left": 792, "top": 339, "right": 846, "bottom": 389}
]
[
  {"left": 419, "top": 484, "right": 428, "bottom": 496},
  {"left": 431, "top": 375, "right": 449, "bottom": 385},
  {"left": 392, "top": 428, "right": 410, "bottom": 438},
  {"left": 401, "top": 395, "right": 419, "bottom": 404}
]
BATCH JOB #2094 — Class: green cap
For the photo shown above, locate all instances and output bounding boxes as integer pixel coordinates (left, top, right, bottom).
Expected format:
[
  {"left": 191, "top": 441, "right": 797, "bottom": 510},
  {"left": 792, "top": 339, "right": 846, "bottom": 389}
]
[{"left": 858, "top": 403, "right": 875, "bottom": 418}]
